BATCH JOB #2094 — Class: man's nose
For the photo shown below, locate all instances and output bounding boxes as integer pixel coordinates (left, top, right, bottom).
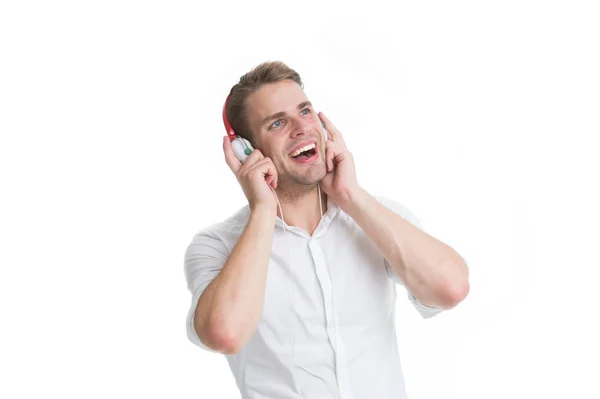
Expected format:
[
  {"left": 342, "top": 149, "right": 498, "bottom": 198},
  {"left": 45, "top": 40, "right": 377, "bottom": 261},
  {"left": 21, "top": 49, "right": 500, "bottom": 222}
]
[{"left": 289, "top": 117, "right": 311, "bottom": 137}]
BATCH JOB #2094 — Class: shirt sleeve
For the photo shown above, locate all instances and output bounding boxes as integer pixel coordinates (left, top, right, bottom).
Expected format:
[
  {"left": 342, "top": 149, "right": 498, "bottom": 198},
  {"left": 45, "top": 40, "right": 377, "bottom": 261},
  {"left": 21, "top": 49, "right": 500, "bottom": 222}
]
[
  {"left": 374, "top": 195, "right": 444, "bottom": 319},
  {"left": 183, "top": 228, "right": 230, "bottom": 352}
]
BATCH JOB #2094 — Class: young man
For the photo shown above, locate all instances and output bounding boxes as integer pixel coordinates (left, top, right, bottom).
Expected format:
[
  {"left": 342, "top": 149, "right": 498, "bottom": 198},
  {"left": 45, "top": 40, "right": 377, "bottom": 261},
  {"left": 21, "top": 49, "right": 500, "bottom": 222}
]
[{"left": 184, "top": 61, "right": 469, "bottom": 398}]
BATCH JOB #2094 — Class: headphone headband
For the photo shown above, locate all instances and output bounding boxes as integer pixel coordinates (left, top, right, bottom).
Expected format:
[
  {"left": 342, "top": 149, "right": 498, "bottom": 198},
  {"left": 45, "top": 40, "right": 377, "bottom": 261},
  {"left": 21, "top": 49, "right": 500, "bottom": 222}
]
[{"left": 222, "top": 94, "right": 236, "bottom": 142}]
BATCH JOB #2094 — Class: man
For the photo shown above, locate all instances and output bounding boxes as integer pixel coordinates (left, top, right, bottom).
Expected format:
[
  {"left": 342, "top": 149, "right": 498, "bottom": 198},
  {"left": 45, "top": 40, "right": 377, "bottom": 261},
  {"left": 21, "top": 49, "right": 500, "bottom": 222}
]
[{"left": 184, "top": 61, "right": 469, "bottom": 398}]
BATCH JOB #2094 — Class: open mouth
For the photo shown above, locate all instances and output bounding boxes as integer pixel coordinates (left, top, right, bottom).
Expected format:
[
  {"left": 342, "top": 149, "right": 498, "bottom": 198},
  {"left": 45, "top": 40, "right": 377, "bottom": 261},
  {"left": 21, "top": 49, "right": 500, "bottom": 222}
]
[
  {"left": 290, "top": 143, "right": 318, "bottom": 163},
  {"left": 291, "top": 148, "right": 316, "bottom": 160}
]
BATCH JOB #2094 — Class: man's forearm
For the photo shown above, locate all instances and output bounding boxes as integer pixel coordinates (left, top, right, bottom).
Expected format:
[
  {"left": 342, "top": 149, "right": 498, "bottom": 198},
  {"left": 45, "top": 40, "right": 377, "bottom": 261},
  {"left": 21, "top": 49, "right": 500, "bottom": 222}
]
[
  {"left": 342, "top": 188, "right": 469, "bottom": 309},
  {"left": 194, "top": 206, "right": 276, "bottom": 353}
]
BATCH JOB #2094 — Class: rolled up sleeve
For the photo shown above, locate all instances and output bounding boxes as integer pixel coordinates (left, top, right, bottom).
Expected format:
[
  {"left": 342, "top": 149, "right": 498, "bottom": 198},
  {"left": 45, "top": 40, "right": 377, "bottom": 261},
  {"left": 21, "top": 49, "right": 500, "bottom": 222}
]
[
  {"left": 183, "top": 229, "right": 229, "bottom": 351},
  {"left": 375, "top": 195, "right": 444, "bottom": 319}
]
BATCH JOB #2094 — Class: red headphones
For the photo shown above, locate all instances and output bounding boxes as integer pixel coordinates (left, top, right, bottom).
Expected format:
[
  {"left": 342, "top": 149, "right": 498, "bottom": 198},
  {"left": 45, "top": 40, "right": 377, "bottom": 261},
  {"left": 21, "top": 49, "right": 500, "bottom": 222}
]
[
  {"left": 222, "top": 95, "right": 236, "bottom": 142},
  {"left": 222, "top": 95, "right": 255, "bottom": 162}
]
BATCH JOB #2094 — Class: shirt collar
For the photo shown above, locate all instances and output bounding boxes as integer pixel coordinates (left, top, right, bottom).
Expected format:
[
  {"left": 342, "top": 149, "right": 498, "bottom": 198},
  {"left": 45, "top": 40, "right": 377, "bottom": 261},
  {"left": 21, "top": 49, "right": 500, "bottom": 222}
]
[{"left": 274, "top": 195, "right": 340, "bottom": 238}]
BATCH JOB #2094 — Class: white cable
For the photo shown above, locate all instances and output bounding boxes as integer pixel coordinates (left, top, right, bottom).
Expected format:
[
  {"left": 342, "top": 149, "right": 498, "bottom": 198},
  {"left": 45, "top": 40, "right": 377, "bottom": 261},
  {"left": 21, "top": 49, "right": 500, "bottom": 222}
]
[
  {"left": 269, "top": 183, "right": 340, "bottom": 398},
  {"left": 318, "top": 183, "right": 323, "bottom": 218}
]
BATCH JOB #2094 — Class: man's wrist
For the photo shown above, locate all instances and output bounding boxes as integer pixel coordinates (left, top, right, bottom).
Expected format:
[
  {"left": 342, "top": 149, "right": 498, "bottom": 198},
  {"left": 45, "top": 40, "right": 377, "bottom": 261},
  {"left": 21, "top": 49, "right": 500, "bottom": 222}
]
[
  {"left": 250, "top": 203, "right": 277, "bottom": 221},
  {"left": 339, "top": 186, "right": 371, "bottom": 217}
]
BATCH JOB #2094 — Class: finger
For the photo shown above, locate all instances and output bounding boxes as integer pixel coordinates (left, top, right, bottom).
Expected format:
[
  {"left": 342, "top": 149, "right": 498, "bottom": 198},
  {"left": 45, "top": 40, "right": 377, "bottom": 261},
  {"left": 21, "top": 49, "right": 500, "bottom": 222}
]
[
  {"left": 266, "top": 174, "right": 278, "bottom": 189},
  {"left": 223, "top": 136, "right": 241, "bottom": 174},
  {"left": 240, "top": 148, "right": 265, "bottom": 169},
  {"left": 319, "top": 112, "right": 347, "bottom": 149},
  {"left": 263, "top": 157, "right": 278, "bottom": 189},
  {"left": 326, "top": 141, "right": 337, "bottom": 172},
  {"left": 271, "top": 162, "right": 278, "bottom": 188},
  {"left": 246, "top": 157, "right": 278, "bottom": 189},
  {"left": 264, "top": 161, "right": 275, "bottom": 187}
]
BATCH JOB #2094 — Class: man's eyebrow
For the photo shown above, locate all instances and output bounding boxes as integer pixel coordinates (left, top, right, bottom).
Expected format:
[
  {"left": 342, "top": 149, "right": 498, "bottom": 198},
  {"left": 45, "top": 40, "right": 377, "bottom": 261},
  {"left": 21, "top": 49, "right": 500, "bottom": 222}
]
[
  {"left": 260, "top": 101, "right": 313, "bottom": 128},
  {"left": 260, "top": 111, "right": 286, "bottom": 128},
  {"left": 297, "top": 101, "right": 312, "bottom": 110}
]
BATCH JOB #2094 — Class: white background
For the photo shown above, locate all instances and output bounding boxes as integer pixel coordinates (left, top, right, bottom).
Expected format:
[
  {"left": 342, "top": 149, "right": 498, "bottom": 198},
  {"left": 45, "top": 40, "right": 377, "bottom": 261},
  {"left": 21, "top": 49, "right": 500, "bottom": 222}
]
[{"left": 1, "top": 1, "right": 599, "bottom": 398}]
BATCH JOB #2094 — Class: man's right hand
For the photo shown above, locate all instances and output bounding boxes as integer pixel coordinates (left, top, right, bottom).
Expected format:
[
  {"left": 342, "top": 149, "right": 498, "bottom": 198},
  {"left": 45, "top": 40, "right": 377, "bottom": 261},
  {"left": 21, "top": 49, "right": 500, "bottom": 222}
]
[{"left": 223, "top": 136, "right": 278, "bottom": 213}]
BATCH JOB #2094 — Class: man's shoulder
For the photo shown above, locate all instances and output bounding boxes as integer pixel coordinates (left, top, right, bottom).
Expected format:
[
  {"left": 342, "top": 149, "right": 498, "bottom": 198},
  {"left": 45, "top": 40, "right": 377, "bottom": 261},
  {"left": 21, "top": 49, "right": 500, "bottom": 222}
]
[
  {"left": 371, "top": 194, "right": 405, "bottom": 211},
  {"left": 219, "top": 203, "right": 252, "bottom": 230},
  {"left": 371, "top": 194, "right": 422, "bottom": 230},
  {"left": 332, "top": 194, "right": 408, "bottom": 230},
  {"left": 189, "top": 204, "right": 250, "bottom": 247}
]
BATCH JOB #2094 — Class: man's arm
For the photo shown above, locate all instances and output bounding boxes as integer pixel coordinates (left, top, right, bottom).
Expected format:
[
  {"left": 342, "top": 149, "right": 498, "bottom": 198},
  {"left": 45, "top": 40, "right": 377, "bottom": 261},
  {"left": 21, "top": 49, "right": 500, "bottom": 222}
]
[
  {"left": 194, "top": 206, "right": 276, "bottom": 354},
  {"left": 193, "top": 137, "right": 281, "bottom": 354},
  {"left": 342, "top": 188, "right": 469, "bottom": 309},
  {"left": 317, "top": 112, "right": 468, "bottom": 309}
]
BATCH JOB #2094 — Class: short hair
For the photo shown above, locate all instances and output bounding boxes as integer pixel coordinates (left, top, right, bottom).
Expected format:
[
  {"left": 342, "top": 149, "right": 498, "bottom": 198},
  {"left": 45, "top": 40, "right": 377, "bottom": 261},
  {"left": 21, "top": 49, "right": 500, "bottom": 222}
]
[{"left": 225, "top": 61, "right": 303, "bottom": 144}]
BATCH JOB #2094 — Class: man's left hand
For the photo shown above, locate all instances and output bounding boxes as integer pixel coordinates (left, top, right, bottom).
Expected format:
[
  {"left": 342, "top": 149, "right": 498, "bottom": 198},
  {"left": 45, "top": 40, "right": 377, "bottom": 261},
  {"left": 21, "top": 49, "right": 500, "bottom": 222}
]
[{"left": 318, "top": 112, "right": 360, "bottom": 208}]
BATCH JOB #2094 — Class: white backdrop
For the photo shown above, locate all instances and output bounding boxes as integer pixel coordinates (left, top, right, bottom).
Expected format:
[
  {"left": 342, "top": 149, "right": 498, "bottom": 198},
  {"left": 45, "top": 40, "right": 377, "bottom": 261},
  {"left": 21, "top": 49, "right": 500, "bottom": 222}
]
[{"left": 1, "top": 1, "right": 599, "bottom": 398}]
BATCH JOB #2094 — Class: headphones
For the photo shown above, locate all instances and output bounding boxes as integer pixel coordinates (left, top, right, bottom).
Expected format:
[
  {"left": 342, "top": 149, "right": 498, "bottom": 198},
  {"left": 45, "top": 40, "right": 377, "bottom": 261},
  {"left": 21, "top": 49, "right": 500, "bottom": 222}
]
[
  {"left": 222, "top": 95, "right": 328, "bottom": 163},
  {"left": 222, "top": 95, "right": 255, "bottom": 163}
]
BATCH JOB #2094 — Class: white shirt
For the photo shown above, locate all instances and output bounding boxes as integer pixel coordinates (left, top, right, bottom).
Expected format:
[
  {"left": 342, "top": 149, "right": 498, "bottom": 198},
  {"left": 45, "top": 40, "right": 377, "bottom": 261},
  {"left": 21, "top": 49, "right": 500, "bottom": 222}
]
[{"left": 184, "top": 195, "right": 442, "bottom": 399}]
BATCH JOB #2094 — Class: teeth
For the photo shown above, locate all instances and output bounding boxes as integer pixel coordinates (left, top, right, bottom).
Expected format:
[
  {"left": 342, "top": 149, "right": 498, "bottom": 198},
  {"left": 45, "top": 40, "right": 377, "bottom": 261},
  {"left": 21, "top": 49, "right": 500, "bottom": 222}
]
[{"left": 290, "top": 143, "right": 316, "bottom": 157}]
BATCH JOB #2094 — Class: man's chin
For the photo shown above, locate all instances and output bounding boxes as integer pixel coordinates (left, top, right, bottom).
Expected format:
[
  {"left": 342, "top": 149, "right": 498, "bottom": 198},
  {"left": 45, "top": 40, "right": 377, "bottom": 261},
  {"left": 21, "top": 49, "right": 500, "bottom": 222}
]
[
  {"left": 299, "top": 171, "right": 328, "bottom": 187},
  {"left": 283, "top": 154, "right": 324, "bottom": 178}
]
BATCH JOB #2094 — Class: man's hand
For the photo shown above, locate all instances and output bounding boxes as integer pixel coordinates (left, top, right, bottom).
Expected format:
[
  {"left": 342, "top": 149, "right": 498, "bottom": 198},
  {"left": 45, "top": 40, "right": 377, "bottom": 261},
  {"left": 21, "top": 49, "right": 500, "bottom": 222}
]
[
  {"left": 223, "top": 136, "right": 278, "bottom": 213},
  {"left": 318, "top": 112, "right": 360, "bottom": 209}
]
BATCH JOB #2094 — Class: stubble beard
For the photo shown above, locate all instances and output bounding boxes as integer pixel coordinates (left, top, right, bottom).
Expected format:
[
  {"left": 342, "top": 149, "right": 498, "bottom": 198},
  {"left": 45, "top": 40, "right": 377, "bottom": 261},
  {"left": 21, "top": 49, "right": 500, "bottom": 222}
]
[{"left": 275, "top": 152, "right": 327, "bottom": 201}]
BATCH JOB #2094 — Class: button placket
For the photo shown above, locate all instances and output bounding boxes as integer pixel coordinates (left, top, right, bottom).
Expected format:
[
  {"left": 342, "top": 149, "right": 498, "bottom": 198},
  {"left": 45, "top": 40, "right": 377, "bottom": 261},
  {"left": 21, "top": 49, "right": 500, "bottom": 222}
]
[{"left": 308, "top": 240, "right": 355, "bottom": 399}]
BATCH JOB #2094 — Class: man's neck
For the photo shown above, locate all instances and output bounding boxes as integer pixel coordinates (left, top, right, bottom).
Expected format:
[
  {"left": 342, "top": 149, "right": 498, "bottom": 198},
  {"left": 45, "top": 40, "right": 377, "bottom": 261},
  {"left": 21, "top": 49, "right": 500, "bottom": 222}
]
[{"left": 275, "top": 185, "right": 328, "bottom": 236}]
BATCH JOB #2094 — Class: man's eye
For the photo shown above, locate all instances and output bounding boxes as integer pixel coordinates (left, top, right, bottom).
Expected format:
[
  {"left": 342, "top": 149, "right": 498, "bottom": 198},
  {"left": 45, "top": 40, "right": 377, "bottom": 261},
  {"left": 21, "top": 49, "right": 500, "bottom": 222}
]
[
  {"left": 301, "top": 108, "right": 310, "bottom": 115},
  {"left": 271, "top": 119, "right": 283, "bottom": 129}
]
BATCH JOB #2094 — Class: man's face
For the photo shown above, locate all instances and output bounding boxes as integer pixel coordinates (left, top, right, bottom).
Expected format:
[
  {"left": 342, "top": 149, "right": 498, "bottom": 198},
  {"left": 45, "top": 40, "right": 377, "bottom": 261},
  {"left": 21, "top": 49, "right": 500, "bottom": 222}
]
[{"left": 245, "top": 80, "right": 327, "bottom": 190}]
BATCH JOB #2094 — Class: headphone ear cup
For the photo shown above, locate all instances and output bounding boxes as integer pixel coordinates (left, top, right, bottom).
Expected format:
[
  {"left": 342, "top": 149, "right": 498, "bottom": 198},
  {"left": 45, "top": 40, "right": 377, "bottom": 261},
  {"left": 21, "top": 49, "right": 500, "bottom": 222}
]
[
  {"left": 231, "top": 136, "right": 254, "bottom": 163},
  {"left": 321, "top": 120, "right": 328, "bottom": 141}
]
